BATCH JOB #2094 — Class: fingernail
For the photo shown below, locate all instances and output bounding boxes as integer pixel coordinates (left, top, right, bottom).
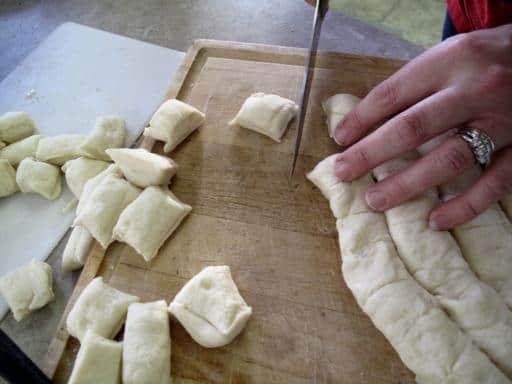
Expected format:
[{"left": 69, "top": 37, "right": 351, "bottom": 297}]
[
  {"left": 335, "top": 159, "right": 351, "bottom": 181},
  {"left": 335, "top": 129, "right": 348, "bottom": 146},
  {"left": 366, "top": 190, "right": 388, "bottom": 211},
  {"left": 429, "top": 214, "right": 450, "bottom": 231}
]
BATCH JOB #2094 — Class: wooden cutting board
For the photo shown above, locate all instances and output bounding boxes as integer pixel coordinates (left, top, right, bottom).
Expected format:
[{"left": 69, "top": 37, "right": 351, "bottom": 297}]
[{"left": 44, "top": 39, "right": 414, "bottom": 383}]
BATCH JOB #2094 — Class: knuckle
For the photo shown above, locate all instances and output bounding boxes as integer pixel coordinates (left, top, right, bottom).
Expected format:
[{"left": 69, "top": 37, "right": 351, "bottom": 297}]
[
  {"left": 477, "top": 66, "right": 512, "bottom": 94},
  {"left": 484, "top": 170, "right": 512, "bottom": 199},
  {"left": 353, "top": 147, "right": 371, "bottom": 168},
  {"left": 450, "top": 33, "right": 482, "bottom": 56},
  {"left": 373, "top": 80, "right": 399, "bottom": 111},
  {"left": 435, "top": 145, "right": 472, "bottom": 173},
  {"left": 461, "top": 199, "right": 480, "bottom": 219},
  {"left": 395, "top": 112, "right": 426, "bottom": 147}
]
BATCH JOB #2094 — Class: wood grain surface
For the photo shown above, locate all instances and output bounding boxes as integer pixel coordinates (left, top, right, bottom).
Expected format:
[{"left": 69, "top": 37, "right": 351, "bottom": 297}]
[{"left": 44, "top": 39, "right": 414, "bottom": 383}]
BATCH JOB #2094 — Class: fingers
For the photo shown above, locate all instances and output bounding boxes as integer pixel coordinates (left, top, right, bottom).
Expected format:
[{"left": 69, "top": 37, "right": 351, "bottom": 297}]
[
  {"left": 362, "top": 135, "right": 475, "bottom": 211},
  {"left": 334, "top": 88, "right": 470, "bottom": 182},
  {"left": 429, "top": 147, "right": 512, "bottom": 230}
]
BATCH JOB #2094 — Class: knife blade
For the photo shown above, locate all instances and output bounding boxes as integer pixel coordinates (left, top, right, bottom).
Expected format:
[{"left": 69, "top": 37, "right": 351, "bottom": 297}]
[{"left": 289, "top": 0, "right": 328, "bottom": 182}]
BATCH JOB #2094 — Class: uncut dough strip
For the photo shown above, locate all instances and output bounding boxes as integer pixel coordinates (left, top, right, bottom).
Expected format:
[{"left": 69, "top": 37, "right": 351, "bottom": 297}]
[
  {"left": 374, "top": 156, "right": 512, "bottom": 377},
  {"left": 307, "top": 155, "right": 509, "bottom": 384}
]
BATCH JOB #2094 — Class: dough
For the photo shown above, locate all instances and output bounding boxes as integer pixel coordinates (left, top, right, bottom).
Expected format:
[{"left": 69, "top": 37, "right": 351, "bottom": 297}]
[
  {"left": 36, "top": 134, "right": 86, "bottom": 165},
  {"left": 80, "top": 116, "right": 126, "bottom": 161},
  {"left": 0, "top": 141, "right": 5, "bottom": 150},
  {"left": 0, "top": 112, "right": 36, "bottom": 143},
  {"left": 68, "top": 330, "right": 122, "bottom": 384},
  {"left": 74, "top": 173, "right": 141, "bottom": 249},
  {"left": 229, "top": 92, "right": 298, "bottom": 142},
  {"left": 122, "top": 300, "right": 170, "bottom": 384},
  {"left": 66, "top": 276, "right": 139, "bottom": 342},
  {"left": 322, "top": 93, "right": 361, "bottom": 140},
  {"left": 169, "top": 265, "right": 252, "bottom": 348},
  {"left": 0, "top": 159, "right": 18, "bottom": 198},
  {"left": 0, "top": 260, "right": 54, "bottom": 321},
  {"left": 501, "top": 194, "right": 512, "bottom": 221},
  {"left": 143, "top": 99, "right": 205, "bottom": 153},
  {"left": 374, "top": 156, "right": 512, "bottom": 376},
  {"left": 16, "top": 157, "right": 62, "bottom": 200},
  {"left": 106, "top": 148, "right": 178, "bottom": 188},
  {"left": 62, "top": 226, "right": 94, "bottom": 272},
  {"left": 61, "top": 157, "right": 111, "bottom": 199},
  {"left": 0, "top": 134, "right": 43, "bottom": 167},
  {"left": 113, "top": 186, "right": 191, "bottom": 262},
  {"left": 307, "top": 155, "right": 508, "bottom": 384}
]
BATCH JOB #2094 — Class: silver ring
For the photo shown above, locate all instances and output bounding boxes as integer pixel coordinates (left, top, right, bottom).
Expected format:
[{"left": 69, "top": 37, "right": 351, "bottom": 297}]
[{"left": 457, "top": 128, "right": 495, "bottom": 167}]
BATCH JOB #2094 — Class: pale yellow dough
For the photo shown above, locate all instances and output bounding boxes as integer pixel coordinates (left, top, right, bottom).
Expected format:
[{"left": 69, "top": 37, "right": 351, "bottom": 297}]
[
  {"left": 80, "top": 116, "right": 126, "bottom": 161},
  {"left": 322, "top": 93, "right": 361, "bottom": 140},
  {"left": 62, "top": 226, "right": 94, "bottom": 272},
  {"left": 16, "top": 157, "right": 61, "bottom": 200},
  {"left": 36, "top": 134, "right": 86, "bottom": 165},
  {"left": 0, "top": 135, "right": 43, "bottom": 167},
  {"left": 0, "top": 112, "right": 36, "bottom": 143},
  {"left": 61, "top": 157, "right": 110, "bottom": 199},
  {"left": 0, "top": 159, "right": 18, "bottom": 198}
]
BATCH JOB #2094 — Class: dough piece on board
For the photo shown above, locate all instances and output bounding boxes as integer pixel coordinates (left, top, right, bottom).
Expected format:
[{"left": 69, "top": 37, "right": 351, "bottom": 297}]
[
  {"left": 61, "top": 157, "right": 110, "bottom": 199},
  {"left": 0, "top": 260, "right": 54, "bottom": 321},
  {"left": 229, "top": 92, "right": 298, "bottom": 142},
  {"left": 0, "top": 135, "right": 43, "bottom": 167},
  {"left": 169, "top": 266, "right": 252, "bottom": 348},
  {"left": 74, "top": 173, "right": 141, "bottom": 249},
  {"left": 62, "top": 226, "right": 95, "bottom": 272},
  {"left": 0, "top": 112, "right": 36, "bottom": 143},
  {"left": 106, "top": 148, "right": 177, "bottom": 188},
  {"left": 143, "top": 99, "right": 205, "bottom": 153},
  {"left": 322, "top": 93, "right": 361, "bottom": 140},
  {"left": 80, "top": 116, "right": 126, "bottom": 161},
  {"left": 68, "top": 330, "right": 122, "bottom": 384},
  {"left": 16, "top": 157, "right": 61, "bottom": 200},
  {"left": 501, "top": 194, "right": 512, "bottom": 221},
  {"left": 0, "top": 141, "right": 5, "bottom": 150},
  {"left": 0, "top": 159, "right": 18, "bottom": 198},
  {"left": 66, "top": 276, "right": 139, "bottom": 342},
  {"left": 123, "top": 300, "right": 170, "bottom": 384},
  {"left": 113, "top": 186, "right": 191, "bottom": 262},
  {"left": 36, "top": 134, "right": 86, "bottom": 165},
  {"left": 374, "top": 157, "right": 512, "bottom": 377},
  {"left": 307, "top": 155, "right": 509, "bottom": 384}
]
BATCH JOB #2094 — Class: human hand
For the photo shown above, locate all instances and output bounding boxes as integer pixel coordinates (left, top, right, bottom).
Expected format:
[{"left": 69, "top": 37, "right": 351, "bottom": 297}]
[{"left": 333, "top": 24, "right": 512, "bottom": 230}]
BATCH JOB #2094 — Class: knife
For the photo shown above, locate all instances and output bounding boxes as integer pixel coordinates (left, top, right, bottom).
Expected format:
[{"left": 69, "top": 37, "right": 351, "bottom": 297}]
[{"left": 289, "top": 0, "right": 328, "bottom": 182}]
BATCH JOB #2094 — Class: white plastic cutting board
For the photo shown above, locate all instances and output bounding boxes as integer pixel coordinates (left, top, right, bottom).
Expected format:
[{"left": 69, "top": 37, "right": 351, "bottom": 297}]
[{"left": 0, "top": 22, "right": 184, "bottom": 319}]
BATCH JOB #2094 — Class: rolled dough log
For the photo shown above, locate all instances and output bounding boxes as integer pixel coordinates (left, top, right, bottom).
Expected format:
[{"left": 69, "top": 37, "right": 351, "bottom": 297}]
[
  {"left": 307, "top": 155, "right": 509, "bottom": 384},
  {"left": 79, "top": 116, "right": 126, "bottom": 161},
  {"left": 61, "top": 157, "right": 110, "bottom": 199},
  {"left": 62, "top": 226, "right": 94, "bottom": 272},
  {"left": 36, "top": 134, "right": 86, "bottom": 165},
  {"left": 16, "top": 157, "right": 61, "bottom": 200},
  {"left": 0, "top": 134, "right": 43, "bottom": 167},
  {"left": 0, "top": 112, "right": 36, "bottom": 143},
  {"left": 322, "top": 93, "right": 361, "bottom": 140},
  {"left": 0, "top": 159, "right": 18, "bottom": 198}
]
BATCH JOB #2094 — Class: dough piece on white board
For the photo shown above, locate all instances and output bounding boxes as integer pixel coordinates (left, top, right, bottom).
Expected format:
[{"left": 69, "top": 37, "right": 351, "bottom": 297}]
[
  {"left": 0, "top": 159, "right": 18, "bottom": 198},
  {"left": 0, "top": 260, "right": 54, "bottom": 321},
  {"left": 322, "top": 93, "right": 361, "bottom": 140},
  {"left": 106, "top": 148, "right": 177, "bottom": 188},
  {"left": 112, "top": 186, "right": 191, "bottom": 262},
  {"left": 229, "top": 92, "right": 298, "bottom": 142},
  {"left": 0, "top": 141, "right": 5, "bottom": 150},
  {"left": 62, "top": 226, "right": 95, "bottom": 272},
  {"left": 501, "top": 194, "right": 512, "bottom": 222},
  {"left": 66, "top": 276, "right": 139, "bottom": 342},
  {"left": 36, "top": 134, "right": 86, "bottom": 165},
  {"left": 143, "top": 99, "right": 205, "bottom": 153},
  {"left": 0, "top": 112, "right": 36, "bottom": 143},
  {"left": 68, "top": 330, "right": 122, "bottom": 384},
  {"left": 169, "top": 265, "right": 252, "bottom": 348},
  {"left": 61, "top": 157, "right": 111, "bottom": 199},
  {"left": 374, "top": 157, "right": 512, "bottom": 376},
  {"left": 74, "top": 173, "right": 141, "bottom": 249},
  {"left": 307, "top": 155, "right": 509, "bottom": 384},
  {"left": 0, "top": 135, "right": 43, "bottom": 167},
  {"left": 123, "top": 300, "right": 170, "bottom": 384},
  {"left": 80, "top": 116, "right": 126, "bottom": 161},
  {"left": 16, "top": 157, "right": 61, "bottom": 200}
]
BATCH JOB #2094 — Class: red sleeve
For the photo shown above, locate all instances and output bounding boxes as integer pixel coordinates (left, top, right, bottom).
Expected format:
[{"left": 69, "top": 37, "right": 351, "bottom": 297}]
[{"left": 447, "top": 0, "right": 512, "bottom": 32}]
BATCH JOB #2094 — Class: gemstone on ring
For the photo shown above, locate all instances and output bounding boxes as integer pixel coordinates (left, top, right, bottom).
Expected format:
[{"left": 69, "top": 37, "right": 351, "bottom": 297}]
[{"left": 457, "top": 128, "right": 495, "bottom": 167}]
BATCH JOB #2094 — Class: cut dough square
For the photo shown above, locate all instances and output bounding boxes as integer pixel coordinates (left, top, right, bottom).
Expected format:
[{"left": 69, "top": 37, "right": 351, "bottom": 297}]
[
  {"left": 68, "top": 330, "right": 123, "bottom": 384},
  {"left": 62, "top": 157, "right": 111, "bottom": 199},
  {"left": 113, "top": 186, "right": 191, "bottom": 262},
  {"left": 16, "top": 157, "right": 62, "bottom": 200},
  {"left": 74, "top": 173, "right": 141, "bottom": 249},
  {"left": 0, "top": 159, "right": 18, "bottom": 198},
  {"left": 0, "top": 260, "right": 54, "bottom": 321},
  {"left": 229, "top": 92, "right": 298, "bottom": 142},
  {"left": 80, "top": 116, "right": 126, "bottom": 161},
  {"left": 106, "top": 148, "right": 177, "bottom": 188},
  {"left": 62, "top": 226, "right": 94, "bottom": 272},
  {"left": 322, "top": 94, "right": 361, "bottom": 140},
  {"left": 36, "top": 134, "right": 86, "bottom": 165},
  {"left": 169, "top": 265, "right": 252, "bottom": 348},
  {"left": 143, "top": 99, "right": 205, "bottom": 153},
  {"left": 123, "top": 300, "right": 170, "bottom": 384},
  {"left": 0, "top": 112, "right": 36, "bottom": 143},
  {"left": 0, "top": 134, "right": 43, "bottom": 167},
  {"left": 66, "top": 276, "right": 139, "bottom": 342}
]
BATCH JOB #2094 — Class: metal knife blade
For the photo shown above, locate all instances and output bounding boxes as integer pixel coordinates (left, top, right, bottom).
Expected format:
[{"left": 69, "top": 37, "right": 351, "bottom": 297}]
[{"left": 289, "top": 0, "right": 328, "bottom": 182}]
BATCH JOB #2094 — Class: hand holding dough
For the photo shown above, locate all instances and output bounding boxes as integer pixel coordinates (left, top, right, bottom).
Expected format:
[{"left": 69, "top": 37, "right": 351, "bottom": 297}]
[
  {"left": 0, "top": 159, "right": 18, "bottom": 198},
  {"left": 322, "top": 94, "right": 360, "bottom": 140},
  {"left": 80, "top": 116, "right": 126, "bottom": 161},
  {"left": 0, "top": 112, "right": 36, "bottom": 143},
  {"left": 61, "top": 157, "right": 110, "bottom": 199},
  {"left": 36, "top": 134, "right": 86, "bottom": 165},
  {"left": 0, "top": 135, "right": 43, "bottom": 167},
  {"left": 16, "top": 157, "right": 62, "bottom": 200},
  {"left": 229, "top": 92, "right": 298, "bottom": 142}
]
